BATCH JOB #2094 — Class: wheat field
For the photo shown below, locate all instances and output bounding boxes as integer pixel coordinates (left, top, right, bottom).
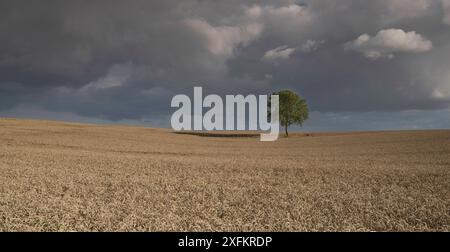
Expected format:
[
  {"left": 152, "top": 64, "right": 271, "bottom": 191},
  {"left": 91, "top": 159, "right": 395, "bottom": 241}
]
[{"left": 0, "top": 118, "right": 449, "bottom": 231}]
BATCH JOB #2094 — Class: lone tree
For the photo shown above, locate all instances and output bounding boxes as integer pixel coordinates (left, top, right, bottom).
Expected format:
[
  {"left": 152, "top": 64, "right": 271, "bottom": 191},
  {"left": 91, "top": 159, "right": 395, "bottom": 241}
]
[{"left": 272, "top": 90, "right": 309, "bottom": 137}]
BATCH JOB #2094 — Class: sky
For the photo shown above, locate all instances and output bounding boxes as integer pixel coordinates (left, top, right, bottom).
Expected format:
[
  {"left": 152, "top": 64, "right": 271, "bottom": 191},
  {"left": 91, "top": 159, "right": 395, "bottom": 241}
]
[{"left": 1, "top": 0, "right": 450, "bottom": 131}]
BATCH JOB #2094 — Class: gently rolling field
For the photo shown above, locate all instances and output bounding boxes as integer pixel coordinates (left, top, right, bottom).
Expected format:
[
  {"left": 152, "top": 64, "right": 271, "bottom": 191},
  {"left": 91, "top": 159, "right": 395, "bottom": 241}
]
[{"left": 0, "top": 118, "right": 449, "bottom": 231}]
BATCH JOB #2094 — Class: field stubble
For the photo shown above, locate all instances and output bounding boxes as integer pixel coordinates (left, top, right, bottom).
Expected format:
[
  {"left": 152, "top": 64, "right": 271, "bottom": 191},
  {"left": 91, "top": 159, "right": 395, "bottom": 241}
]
[{"left": 0, "top": 118, "right": 449, "bottom": 231}]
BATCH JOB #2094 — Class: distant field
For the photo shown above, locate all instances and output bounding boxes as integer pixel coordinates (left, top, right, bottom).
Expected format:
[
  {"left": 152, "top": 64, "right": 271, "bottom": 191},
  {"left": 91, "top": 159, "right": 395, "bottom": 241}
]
[{"left": 0, "top": 118, "right": 449, "bottom": 231}]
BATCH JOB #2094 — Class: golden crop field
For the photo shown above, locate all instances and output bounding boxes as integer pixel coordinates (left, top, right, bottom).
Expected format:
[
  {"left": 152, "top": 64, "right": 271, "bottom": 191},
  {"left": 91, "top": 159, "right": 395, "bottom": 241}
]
[{"left": 0, "top": 118, "right": 449, "bottom": 231}]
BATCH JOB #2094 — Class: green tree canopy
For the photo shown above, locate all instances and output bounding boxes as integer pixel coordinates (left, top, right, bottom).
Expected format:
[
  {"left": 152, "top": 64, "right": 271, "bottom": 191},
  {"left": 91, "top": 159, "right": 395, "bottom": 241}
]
[{"left": 273, "top": 90, "right": 309, "bottom": 137}]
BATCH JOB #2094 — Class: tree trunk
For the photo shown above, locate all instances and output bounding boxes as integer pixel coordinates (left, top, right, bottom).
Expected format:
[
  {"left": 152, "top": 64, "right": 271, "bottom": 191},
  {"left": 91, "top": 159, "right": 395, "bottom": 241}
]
[{"left": 285, "top": 122, "right": 288, "bottom": 137}]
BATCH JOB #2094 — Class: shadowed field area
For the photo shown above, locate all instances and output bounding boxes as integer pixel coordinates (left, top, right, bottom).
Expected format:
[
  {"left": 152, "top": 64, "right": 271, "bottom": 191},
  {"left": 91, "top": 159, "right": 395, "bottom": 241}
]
[
  {"left": 0, "top": 118, "right": 449, "bottom": 231},
  {"left": 174, "top": 131, "right": 260, "bottom": 138}
]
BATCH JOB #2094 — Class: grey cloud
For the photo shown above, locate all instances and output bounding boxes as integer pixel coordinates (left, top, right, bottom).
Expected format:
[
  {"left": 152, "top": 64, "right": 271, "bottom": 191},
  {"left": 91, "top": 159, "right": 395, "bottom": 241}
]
[
  {"left": 262, "top": 46, "right": 297, "bottom": 62},
  {"left": 0, "top": 0, "right": 449, "bottom": 130},
  {"left": 300, "top": 40, "right": 324, "bottom": 52},
  {"left": 443, "top": 0, "right": 450, "bottom": 24},
  {"left": 345, "top": 29, "right": 433, "bottom": 59}
]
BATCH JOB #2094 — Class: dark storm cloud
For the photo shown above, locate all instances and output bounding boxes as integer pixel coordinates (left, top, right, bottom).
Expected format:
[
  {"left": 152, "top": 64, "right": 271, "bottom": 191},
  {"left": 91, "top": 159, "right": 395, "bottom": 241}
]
[{"left": 0, "top": 0, "right": 449, "bottom": 129}]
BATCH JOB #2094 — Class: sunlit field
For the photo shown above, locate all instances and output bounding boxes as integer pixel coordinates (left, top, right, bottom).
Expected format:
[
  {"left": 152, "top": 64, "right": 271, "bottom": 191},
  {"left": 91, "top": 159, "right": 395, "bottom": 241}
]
[{"left": 0, "top": 118, "right": 449, "bottom": 231}]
